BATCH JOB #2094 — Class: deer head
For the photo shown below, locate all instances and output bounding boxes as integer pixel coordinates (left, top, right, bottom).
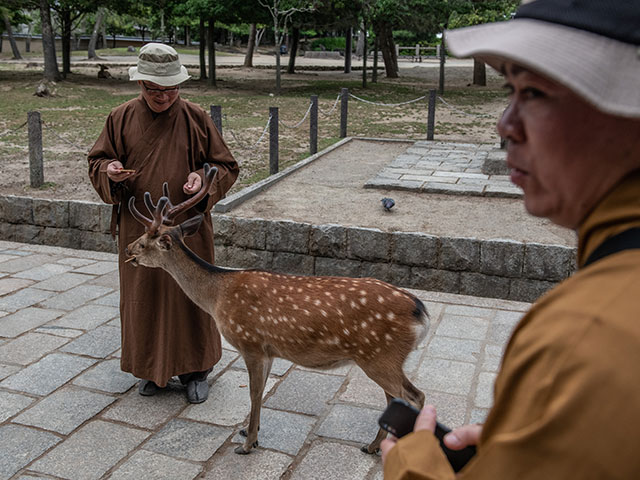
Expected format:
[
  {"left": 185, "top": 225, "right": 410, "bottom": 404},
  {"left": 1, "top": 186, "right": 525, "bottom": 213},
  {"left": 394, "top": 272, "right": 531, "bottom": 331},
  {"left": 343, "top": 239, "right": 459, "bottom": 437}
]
[{"left": 125, "top": 164, "right": 217, "bottom": 268}]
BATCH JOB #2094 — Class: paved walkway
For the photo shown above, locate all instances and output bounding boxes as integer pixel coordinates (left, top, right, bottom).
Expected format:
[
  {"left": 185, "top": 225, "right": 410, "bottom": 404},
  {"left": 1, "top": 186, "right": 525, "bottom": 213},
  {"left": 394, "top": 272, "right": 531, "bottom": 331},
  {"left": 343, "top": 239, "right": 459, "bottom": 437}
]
[
  {"left": 366, "top": 141, "right": 522, "bottom": 198},
  {"left": 0, "top": 240, "right": 529, "bottom": 480}
]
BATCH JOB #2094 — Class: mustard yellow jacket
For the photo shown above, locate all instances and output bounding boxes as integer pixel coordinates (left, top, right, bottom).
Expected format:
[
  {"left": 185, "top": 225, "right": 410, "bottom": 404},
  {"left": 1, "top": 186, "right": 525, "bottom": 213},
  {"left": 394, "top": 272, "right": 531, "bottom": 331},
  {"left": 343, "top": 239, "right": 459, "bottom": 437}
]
[{"left": 384, "top": 171, "right": 640, "bottom": 479}]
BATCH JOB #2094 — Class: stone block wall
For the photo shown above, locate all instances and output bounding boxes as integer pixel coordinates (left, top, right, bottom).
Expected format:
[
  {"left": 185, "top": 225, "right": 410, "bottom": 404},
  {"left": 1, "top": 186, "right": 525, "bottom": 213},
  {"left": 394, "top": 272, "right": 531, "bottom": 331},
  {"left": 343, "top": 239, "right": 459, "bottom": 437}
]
[
  {"left": 0, "top": 195, "right": 117, "bottom": 254},
  {"left": 0, "top": 195, "right": 577, "bottom": 303},
  {"left": 213, "top": 215, "right": 577, "bottom": 303}
]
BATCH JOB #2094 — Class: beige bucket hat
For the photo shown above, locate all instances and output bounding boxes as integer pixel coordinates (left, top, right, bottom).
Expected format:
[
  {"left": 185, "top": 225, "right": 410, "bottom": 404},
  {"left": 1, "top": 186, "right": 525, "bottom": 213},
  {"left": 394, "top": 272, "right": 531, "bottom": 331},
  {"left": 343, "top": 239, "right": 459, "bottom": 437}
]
[
  {"left": 128, "top": 43, "right": 191, "bottom": 86},
  {"left": 445, "top": 0, "right": 640, "bottom": 118}
]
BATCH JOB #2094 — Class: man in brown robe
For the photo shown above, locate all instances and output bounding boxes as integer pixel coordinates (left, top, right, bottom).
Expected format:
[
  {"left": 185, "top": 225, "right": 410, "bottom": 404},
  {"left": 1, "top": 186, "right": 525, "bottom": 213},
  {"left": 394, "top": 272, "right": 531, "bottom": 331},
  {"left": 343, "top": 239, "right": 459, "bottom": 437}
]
[
  {"left": 381, "top": 1, "right": 640, "bottom": 478},
  {"left": 88, "top": 43, "right": 239, "bottom": 404}
]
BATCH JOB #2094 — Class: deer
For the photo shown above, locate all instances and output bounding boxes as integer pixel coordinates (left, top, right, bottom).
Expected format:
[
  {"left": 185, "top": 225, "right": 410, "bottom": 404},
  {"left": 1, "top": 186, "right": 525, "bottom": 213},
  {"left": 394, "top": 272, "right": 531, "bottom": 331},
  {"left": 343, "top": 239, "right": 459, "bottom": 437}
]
[{"left": 125, "top": 164, "right": 429, "bottom": 455}]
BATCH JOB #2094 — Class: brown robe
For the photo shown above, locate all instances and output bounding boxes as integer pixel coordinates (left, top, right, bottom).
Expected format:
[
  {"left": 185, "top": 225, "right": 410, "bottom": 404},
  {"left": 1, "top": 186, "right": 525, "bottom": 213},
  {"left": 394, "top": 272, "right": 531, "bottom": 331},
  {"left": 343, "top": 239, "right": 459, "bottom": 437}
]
[
  {"left": 383, "top": 171, "right": 640, "bottom": 478},
  {"left": 88, "top": 95, "right": 239, "bottom": 386}
]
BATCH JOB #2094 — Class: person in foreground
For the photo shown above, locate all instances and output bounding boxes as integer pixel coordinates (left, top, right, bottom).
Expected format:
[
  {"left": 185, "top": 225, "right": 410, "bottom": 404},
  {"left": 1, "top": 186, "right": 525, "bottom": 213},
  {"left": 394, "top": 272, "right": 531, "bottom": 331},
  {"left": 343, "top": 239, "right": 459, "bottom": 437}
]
[
  {"left": 88, "top": 43, "right": 239, "bottom": 404},
  {"left": 382, "top": 0, "right": 640, "bottom": 478}
]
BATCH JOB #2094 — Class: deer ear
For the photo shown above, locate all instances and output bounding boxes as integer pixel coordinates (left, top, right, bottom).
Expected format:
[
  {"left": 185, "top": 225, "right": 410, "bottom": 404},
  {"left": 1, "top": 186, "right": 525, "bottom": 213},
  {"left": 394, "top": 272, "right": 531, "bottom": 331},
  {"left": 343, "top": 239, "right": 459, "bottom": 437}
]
[
  {"left": 158, "top": 234, "right": 173, "bottom": 250},
  {"left": 180, "top": 214, "right": 204, "bottom": 237}
]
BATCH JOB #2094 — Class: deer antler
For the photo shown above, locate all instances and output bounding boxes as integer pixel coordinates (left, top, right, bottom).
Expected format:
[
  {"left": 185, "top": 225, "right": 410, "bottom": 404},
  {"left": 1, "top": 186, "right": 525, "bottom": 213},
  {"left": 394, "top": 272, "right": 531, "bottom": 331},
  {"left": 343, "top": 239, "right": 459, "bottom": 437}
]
[{"left": 128, "top": 164, "right": 218, "bottom": 234}]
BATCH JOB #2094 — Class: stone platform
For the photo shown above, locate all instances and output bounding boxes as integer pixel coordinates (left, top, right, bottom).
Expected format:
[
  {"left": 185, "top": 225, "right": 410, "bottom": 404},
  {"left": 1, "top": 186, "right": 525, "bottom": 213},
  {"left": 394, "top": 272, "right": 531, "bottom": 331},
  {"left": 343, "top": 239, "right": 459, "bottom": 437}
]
[{"left": 0, "top": 240, "right": 529, "bottom": 479}]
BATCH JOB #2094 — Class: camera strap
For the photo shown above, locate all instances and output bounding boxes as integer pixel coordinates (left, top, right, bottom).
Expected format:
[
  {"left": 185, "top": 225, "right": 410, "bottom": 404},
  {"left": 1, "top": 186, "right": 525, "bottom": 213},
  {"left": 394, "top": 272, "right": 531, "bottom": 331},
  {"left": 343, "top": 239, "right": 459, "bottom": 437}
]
[{"left": 583, "top": 227, "right": 640, "bottom": 267}]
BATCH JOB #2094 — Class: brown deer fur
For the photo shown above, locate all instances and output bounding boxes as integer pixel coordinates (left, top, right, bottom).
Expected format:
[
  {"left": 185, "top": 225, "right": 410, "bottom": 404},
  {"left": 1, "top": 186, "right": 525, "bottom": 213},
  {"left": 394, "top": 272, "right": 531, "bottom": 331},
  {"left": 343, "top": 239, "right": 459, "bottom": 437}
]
[{"left": 125, "top": 165, "right": 429, "bottom": 454}]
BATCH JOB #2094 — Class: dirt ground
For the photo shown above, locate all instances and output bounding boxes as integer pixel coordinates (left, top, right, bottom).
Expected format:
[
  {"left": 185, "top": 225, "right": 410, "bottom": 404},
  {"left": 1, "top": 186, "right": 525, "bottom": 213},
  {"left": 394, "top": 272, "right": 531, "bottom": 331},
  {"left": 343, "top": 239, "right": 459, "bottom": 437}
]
[{"left": 0, "top": 57, "right": 506, "bottom": 204}]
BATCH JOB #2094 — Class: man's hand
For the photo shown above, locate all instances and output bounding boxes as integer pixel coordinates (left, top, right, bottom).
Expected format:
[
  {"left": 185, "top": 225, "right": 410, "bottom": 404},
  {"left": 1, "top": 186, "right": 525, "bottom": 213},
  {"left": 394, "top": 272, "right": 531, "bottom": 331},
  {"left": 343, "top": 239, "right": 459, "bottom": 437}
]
[
  {"left": 106, "top": 161, "right": 135, "bottom": 182},
  {"left": 183, "top": 172, "right": 202, "bottom": 194},
  {"left": 381, "top": 405, "right": 437, "bottom": 463},
  {"left": 444, "top": 423, "right": 482, "bottom": 451}
]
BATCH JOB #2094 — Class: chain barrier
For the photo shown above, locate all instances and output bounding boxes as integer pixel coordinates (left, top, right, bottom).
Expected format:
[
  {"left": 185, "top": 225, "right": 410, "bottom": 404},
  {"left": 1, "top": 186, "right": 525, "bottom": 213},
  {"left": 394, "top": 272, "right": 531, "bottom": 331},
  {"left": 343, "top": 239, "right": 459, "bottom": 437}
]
[
  {"left": 437, "top": 96, "right": 492, "bottom": 118},
  {"left": 348, "top": 93, "right": 427, "bottom": 107},
  {"left": 42, "top": 121, "right": 90, "bottom": 153},
  {"left": 224, "top": 114, "right": 272, "bottom": 152},
  {"left": 0, "top": 121, "right": 27, "bottom": 138},
  {"left": 318, "top": 94, "right": 341, "bottom": 117},
  {"left": 279, "top": 101, "right": 313, "bottom": 130}
]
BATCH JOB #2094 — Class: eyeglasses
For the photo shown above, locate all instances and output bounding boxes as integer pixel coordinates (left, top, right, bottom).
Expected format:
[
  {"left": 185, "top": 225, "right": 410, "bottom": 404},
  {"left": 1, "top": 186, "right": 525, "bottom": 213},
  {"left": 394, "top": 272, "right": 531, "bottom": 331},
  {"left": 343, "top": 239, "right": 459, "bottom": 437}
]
[{"left": 142, "top": 82, "right": 179, "bottom": 94}]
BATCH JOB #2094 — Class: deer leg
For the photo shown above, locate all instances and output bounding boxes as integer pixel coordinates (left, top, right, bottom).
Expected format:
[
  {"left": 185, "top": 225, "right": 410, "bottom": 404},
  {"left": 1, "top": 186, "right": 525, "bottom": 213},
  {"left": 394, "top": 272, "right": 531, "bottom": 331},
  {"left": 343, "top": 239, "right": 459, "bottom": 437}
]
[
  {"left": 403, "top": 376, "right": 425, "bottom": 409},
  {"left": 235, "top": 355, "right": 273, "bottom": 455},
  {"left": 357, "top": 364, "right": 408, "bottom": 454}
]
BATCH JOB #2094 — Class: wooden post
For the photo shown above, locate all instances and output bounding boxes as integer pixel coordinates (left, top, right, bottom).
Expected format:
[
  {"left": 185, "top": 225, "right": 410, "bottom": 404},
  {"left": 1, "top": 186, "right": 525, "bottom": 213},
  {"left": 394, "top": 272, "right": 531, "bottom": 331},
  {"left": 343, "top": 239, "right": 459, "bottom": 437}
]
[
  {"left": 427, "top": 89, "right": 436, "bottom": 141},
  {"left": 210, "top": 105, "right": 222, "bottom": 135},
  {"left": 310, "top": 95, "right": 318, "bottom": 155},
  {"left": 269, "top": 107, "right": 279, "bottom": 174},
  {"left": 340, "top": 88, "right": 349, "bottom": 138},
  {"left": 28, "top": 111, "right": 44, "bottom": 188}
]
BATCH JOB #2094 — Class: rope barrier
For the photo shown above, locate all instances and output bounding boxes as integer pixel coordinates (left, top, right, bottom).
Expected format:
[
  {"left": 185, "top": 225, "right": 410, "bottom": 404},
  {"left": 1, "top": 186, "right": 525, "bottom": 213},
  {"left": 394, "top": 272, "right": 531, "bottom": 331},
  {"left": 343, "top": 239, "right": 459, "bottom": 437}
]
[
  {"left": 437, "top": 96, "right": 492, "bottom": 118},
  {"left": 224, "top": 114, "right": 272, "bottom": 152},
  {"left": 0, "top": 121, "right": 27, "bottom": 138},
  {"left": 279, "top": 101, "right": 313, "bottom": 130},
  {"left": 318, "top": 94, "right": 341, "bottom": 117},
  {"left": 42, "top": 121, "right": 90, "bottom": 153},
  {"left": 348, "top": 93, "right": 427, "bottom": 107}
]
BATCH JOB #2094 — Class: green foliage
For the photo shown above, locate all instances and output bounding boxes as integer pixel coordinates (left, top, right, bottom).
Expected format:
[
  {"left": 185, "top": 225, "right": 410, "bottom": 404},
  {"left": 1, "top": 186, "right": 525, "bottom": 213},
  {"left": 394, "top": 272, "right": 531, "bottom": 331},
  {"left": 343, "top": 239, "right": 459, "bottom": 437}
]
[
  {"left": 309, "top": 36, "right": 345, "bottom": 51},
  {"left": 448, "top": 0, "right": 518, "bottom": 28}
]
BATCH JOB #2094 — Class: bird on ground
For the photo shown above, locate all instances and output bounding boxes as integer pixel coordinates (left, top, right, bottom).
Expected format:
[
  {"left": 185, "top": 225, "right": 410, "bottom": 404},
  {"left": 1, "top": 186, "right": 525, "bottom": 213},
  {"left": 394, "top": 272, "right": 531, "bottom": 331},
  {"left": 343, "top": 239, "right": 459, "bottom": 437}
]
[{"left": 381, "top": 197, "right": 395, "bottom": 211}]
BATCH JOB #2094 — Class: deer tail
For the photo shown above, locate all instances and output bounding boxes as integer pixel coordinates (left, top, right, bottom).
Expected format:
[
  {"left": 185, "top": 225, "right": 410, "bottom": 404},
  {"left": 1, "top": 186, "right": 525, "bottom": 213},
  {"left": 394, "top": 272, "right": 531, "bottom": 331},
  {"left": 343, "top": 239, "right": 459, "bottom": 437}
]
[{"left": 411, "top": 298, "right": 430, "bottom": 349}]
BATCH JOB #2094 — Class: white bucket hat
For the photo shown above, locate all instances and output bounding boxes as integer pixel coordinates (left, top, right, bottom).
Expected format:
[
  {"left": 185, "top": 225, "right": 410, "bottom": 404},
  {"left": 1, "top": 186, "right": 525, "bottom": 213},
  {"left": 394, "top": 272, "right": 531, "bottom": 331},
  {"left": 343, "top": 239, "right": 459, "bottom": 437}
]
[
  {"left": 445, "top": 0, "right": 640, "bottom": 118},
  {"left": 128, "top": 43, "right": 191, "bottom": 87}
]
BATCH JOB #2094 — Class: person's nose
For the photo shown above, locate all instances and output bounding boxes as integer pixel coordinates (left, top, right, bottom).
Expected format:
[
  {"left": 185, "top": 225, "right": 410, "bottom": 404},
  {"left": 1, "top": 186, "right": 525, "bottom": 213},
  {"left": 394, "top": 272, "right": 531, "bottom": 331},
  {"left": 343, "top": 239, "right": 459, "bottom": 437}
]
[{"left": 497, "top": 101, "right": 524, "bottom": 143}]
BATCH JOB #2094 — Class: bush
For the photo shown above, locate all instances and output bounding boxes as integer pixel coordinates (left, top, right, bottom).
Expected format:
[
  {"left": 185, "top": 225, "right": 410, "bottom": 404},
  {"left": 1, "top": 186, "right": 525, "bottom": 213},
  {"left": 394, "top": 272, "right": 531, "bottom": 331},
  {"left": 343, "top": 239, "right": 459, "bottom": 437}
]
[{"left": 309, "top": 37, "right": 346, "bottom": 52}]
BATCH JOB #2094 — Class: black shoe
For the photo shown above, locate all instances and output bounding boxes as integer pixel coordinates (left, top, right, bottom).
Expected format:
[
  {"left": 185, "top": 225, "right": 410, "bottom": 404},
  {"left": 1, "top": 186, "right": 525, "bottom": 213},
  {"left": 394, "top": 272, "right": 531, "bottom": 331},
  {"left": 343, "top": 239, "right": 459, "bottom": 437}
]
[
  {"left": 187, "top": 379, "right": 209, "bottom": 404},
  {"left": 138, "top": 379, "right": 159, "bottom": 396}
]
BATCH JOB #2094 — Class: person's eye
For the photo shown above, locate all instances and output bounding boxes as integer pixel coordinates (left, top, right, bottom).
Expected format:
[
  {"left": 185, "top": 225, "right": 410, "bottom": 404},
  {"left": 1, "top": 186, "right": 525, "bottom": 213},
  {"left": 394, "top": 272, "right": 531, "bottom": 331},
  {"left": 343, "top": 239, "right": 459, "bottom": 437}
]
[
  {"left": 521, "top": 87, "right": 545, "bottom": 99},
  {"left": 502, "top": 83, "right": 515, "bottom": 97}
]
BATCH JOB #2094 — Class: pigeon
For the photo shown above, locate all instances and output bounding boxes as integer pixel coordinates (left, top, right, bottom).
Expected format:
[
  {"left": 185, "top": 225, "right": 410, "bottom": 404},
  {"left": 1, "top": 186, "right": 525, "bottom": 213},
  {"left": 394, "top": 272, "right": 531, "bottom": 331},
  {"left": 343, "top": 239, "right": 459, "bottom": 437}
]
[{"left": 381, "top": 197, "right": 395, "bottom": 211}]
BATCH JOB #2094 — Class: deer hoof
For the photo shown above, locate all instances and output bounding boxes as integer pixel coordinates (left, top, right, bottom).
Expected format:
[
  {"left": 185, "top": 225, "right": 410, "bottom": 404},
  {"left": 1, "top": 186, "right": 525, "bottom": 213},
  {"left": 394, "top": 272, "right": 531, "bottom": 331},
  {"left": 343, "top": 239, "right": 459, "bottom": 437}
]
[
  {"left": 361, "top": 445, "right": 380, "bottom": 455},
  {"left": 234, "top": 445, "right": 251, "bottom": 455}
]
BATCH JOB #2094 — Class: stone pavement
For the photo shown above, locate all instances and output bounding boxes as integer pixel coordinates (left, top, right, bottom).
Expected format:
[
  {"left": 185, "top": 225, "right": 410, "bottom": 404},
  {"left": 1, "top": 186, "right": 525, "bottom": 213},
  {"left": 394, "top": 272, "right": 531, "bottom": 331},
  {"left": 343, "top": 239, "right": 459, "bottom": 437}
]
[
  {"left": 365, "top": 141, "right": 521, "bottom": 198},
  {"left": 0, "top": 239, "right": 530, "bottom": 480}
]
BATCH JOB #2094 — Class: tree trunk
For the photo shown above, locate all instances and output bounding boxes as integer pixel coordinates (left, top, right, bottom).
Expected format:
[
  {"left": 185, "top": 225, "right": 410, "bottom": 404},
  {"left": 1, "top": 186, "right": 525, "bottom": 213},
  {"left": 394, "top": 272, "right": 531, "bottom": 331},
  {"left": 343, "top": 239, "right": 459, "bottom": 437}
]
[
  {"left": 207, "top": 17, "right": 216, "bottom": 87},
  {"left": 3, "top": 12, "right": 22, "bottom": 59},
  {"left": 199, "top": 16, "right": 206, "bottom": 79},
  {"left": 473, "top": 59, "right": 486, "bottom": 86},
  {"left": 40, "top": 0, "right": 61, "bottom": 82},
  {"left": 361, "top": 22, "right": 367, "bottom": 88},
  {"left": 61, "top": 8, "right": 71, "bottom": 78},
  {"left": 287, "top": 26, "right": 299, "bottom": 74},
  {"left": 372, "top": 35, "right": 378, "bottom": 83},
  {"left": 256, "top": 27, "right": 265, "bottom": 48},
  {"left": 344, "top": 27, "right": 352, "bottom": 73},
  {"left": 355, "top": 21, "right": 365, "bottom": 57},
  {"left": 375, "top": 22, "right": 398, "bottom": 78},
  {"left": 185, "top": 25, "right": 190, "bottom": 46},
  {"left": 244, "top": 23, "right": 256, "bottom": 67}
]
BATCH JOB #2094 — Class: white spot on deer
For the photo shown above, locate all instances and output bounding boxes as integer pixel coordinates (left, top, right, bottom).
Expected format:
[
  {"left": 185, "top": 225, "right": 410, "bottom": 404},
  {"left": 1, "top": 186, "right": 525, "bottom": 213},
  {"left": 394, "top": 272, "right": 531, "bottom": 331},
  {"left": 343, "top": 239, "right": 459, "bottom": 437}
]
[
  {"left": 305, "top": 295, "right": 311, "bottom": 302},
  {"left": 374, "top": 312, "right": 382, "bottom": 320},
  {"left": 387, "top": 312, "right": 396, "bottom": 321},
  {"left": 304, "top": 309, "right": 311, "bottom": 316},
  {"left": 268, "top": 307, "right": 273, "bottom": 313},
  {"left": 252, "top": 284, "right": 258, "bottom": 289},
  {"left": 393, "top": 291, "right": 402, "bottom": 297},
  {"left": 259, "top": 316, "right": 266, "bottom": 323},
  {"left": 314, "top": 299, "right": 322, "bottom": 306},
  {"left": 272, "top": 288, "right": 277, "bottom": 294},
  {"left": 343, "top": 328, "right": 350, "bottom": 336},
  {"left": 377, "top": 295, "right": 385, "bottom": 304},
  {"left": 321, "top": 309, "right": 328, "bottom": 317},
  {"left": 358, "top": 349, "right": 365, "bottom": 356},
  {"left": 375, "top": 347, "right": 382, "bottom": 353},
  {"left": 361, "top": 321, "right": 367, "bottom": 329},
  {"left": 240, "top": 300, "right": 246, "bottom": 305},
  {"left": 251, "top": 306, "right": 259, "bottom": 312},
  {"left": 359, "top": 290, "right": 367, "bottom": 296},
  {"left": 328, "top": 337, "right": 340, "bottom": 345},
  {"left": 340, "top": 294, "right": 346, "bottom": 301},
  {"left": 349, "top": 287, "right": 356, "bottom": 292},
  {"left": 359, "top": 297, "right": 367, "bottom": 306},
  {"left": 236, "top": 325, "right": 243, "bottom": 333},
  {"left": 297, "top": 288, "right": 303, "bottom": 293},
  {"left": 278, "top": 297, "right": 284, "bottom": 303},
  {"left": 336, "top": 308, "right": 344, "bottom": 317},
  {"left": 350, "top": 300, "right": 358, "bottom": 309},
  {"left": 234, "top": 292, "right": 239, "bottom": 299},
  {"left": 364, "top": 337, "right": 370, "bottom": 344},
  {"left": 385, "top": 333, "right": 393, "bottom": 342}
]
